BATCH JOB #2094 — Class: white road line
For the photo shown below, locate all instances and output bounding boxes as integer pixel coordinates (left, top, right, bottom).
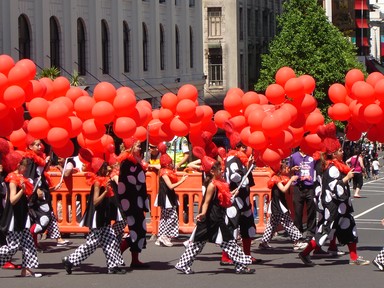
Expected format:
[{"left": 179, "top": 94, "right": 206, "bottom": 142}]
[{"left": 354, "top": 202, "right": 384, "bottom": 219}]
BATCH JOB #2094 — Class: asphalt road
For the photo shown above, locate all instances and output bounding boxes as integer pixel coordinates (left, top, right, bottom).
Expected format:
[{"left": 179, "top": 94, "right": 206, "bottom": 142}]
[{"left": 1, "top": 176, "right": 384, "bottom": 288}]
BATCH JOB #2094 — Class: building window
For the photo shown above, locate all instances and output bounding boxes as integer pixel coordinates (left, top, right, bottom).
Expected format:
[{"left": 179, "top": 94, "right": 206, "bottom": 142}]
[
  {"left": 208, "top": 7, "right": 222, "bottom": 37},
  {"left": 18, "top": 14, "right": 31, "bottom": 60},
  {"left": 239, "top": 7, "right": 244, "bottom": 41},
  {"left": 143, "top": 22, "right": 148, "bottom": 71},
  {"left": 175, "top": 25, "right": 180, "bottom": 69},
  {"left": 159, "top": 0, "right": 165, "bottom": 3},
  {"left": 101, "top": 20, "right": 109, "bottom": 74},
  {"left": 208, "top": 48, "right": 223, "bottom": 87},
  {"left": 189, "top": 26, "right": 194, "bottom": 68},
  {"left": 77, "top": 18, "right": 86, "bottom": 76},
  {"left": 50, "top": 16, "right": 60, "bottom": 69},
  {"left": 123, "top": 21, "right": 130, "bottom": 73},
  {"left": 160, "top": 24, "right": 165, "bottom": 70},
  {"left": 189, "top": 0, "right": 195, "bottom": 7}
]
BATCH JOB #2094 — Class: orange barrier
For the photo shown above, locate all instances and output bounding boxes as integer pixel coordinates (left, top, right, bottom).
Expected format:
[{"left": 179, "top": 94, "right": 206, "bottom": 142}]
[{"left": 49, "top": 168, "right": 272, "bottom": 235}]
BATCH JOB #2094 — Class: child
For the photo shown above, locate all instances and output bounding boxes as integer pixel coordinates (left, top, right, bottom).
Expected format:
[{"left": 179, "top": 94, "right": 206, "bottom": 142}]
[
  {"left": 258, "top": 161, "right": 303, "bottom": 250},
  {"left": 371, "top": 157, "right": 380, "bottom": 180},
  {"left": 62, "top": 152, "right": 125, "bottom": 274},
  {"left": 0, "top": 154, "right": 42, "bottom": 277},
  {"left": 155, "top": 143, "right": 188, "bottom": 247},
  {"left": 175, "top": 150, "right": 254, "bottom": 275}
]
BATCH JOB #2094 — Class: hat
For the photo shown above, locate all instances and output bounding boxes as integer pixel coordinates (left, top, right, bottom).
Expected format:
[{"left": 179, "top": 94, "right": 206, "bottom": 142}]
[
  {"left": 91, "top": 157, "right": 106, "bottom": 174},
  {"left": 317, "top": 122, "right": 340, "bottom": 154},
  {"left": 158, "top": 142, "right": 172, "bottom": 167},
  {"left": 1, "top": 151, "right": 23, "bottom": 173},
  {"left": 25, "top": 134, "right": 37, "bottom": 147},
  {"left": 0, "top": 138, "right": 10, "bottom": 157},
  {"left": 193, "top": 146, "right": 216, "bottom": 173}
]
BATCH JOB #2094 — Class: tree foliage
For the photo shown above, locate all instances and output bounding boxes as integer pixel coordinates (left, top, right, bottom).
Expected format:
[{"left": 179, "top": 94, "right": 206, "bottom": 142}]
[{"left": 254, "top": 0, "right": 365, "bottom": 113}]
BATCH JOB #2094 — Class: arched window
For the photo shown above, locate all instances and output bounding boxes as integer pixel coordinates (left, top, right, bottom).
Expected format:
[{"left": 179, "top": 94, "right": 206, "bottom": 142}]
[
  {"left": 77, "top": 18, "right": 86, "bottom": 76},
  {"left": 18, "top": 14, "right": 31, "bottom": 59},
  {"left": 160, "top": 24, "right": 165, "bottom": 70},
  {"left": 101, "top": 20, "right": 110, "bottom": 74},
  {"left": 142, "top": 22, "right": 148, "bottom": 72},
  {"left": 189, "top": 26, "right": 193, "bottom": 69},
  {"left": 175, "top": 25, "right": 180, "bottom": 69},
  {"left": 123, "top": 21, "right": 130, "bottom": 73},
  {"left": 50, "top": 16, "right": 61, "bottom": 68}
]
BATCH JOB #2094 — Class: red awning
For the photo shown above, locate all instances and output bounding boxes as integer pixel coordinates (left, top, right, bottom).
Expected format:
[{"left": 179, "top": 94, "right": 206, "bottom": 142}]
[
  {"left": 356, "top": 37, "right": 369, "bottom": 47},
  {"left": 356, "top": 18, "right": 369, "bottom": 28},
  {"left": 355, "top": 0, "right": 369, "bottom": 10}
]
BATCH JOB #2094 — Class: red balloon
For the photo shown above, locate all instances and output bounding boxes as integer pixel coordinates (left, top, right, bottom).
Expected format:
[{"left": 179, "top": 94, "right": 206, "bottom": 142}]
[
  {"left": 92, "top": 101, "right": 115, "bottom": 124},
  {"left": 345, "top": 123, "right": 362, "bottom": 141},
  {"left": 248, "top": 108, "right": 266, "bottom": 131},
  {"left": 329, "top": 103, "right": 350, "bottom": 121},
  {"left": 189, "top": 130, "right": 206, "bottom": 147},
  {"left": 161, "top": 92, "right": 178, "bottom": 113},
  {"left": 53, "top": 76, "right": 71, "bottom": 97},
  {"left": 224, "top": 91, "right": 243, "bottom": 116},
  {"left": 67, "top": 116, "right": 83, "bottom": 138},
  {"left": 133, "top": 126, "right": 148, "bottom": 142},
  {"left": 93, "top": 82, "right": 116, "bottom": 103},
  {"left": 16, "top": 59, "right": 36, "bottom": 80},
  {"left": 262, "top": 114, "right": 283, "bottom": 137},
  {"left": 158, "top": 108, "right": 174, "bottom": 123},
  {"left": 177, "top": 84, "right": 198, "bottom": 102},
  {"left": 7, "top": 65, "right": 31, "bottom": 87},
  {"left": 170, "top": 117, "right": 189, "bottom": 136},
  {"left": 229, "top": 115, "right": 247, "bottom": 132},
  {"left": 300, "top": 94, "right": 317, "bottom": 114},
  {"left": 113, "top": 117, "right": 136, "bottom": 139},
  {"left": 133, "top": 105, "right": 152, "bottom": 127},
  {"left": 345, "top": 69, "right": 365, "bottom": 91},
  {"left": 265, "top": 83, "right": 286, "bottom": 104},
  {"left": 3, "top": 85, "right": 26, "bottom": 108},
  {"left": 0, "top": 102, "right": 10, "bottom": 120},
  {"left": 100, "top": 134, "right": 115, "bottom": 152},
  {"left": 74, "top": 95, "right": 96, "bottom": 121},
  {"left": 200, "top": 105, "right": 214, "bottom": 124},
  {"left": 363, "top": 103, "right": 383, "bottom": 124},
  {"left": 242, "top": 91, "right": 260, "bottom": 109},
  {"left": 284, "top": 77, "right": 305, "bottom": 100},
  {"left": 271, "top": 130, "right": 294, "bottom": 149},
  {"left": 27, "top": 97, "right": 49, "bottom": 118},
  {"left": 0, "top": 72, "right": 8, "bottom": 95},
  {"left": 46, "top": 102, "right": 70, "bottom": 127},
  {"left": 0, "top": 54, "right": 15, "bottom": 75},
  {"left": 351, "top": 81, "right": 375, "bottom": 105},
  {"left": 113, "top": 89, "right": 136, "bottom": 116},
  {"left": 52, "top": 140, "right": 74, "bottom": 158},
  {"left": 39, "top": 77, "right": 55, "bottom": 100},
  {"left": 275, "top": 67, "right": 296, "bottom": 87},
  {"left": 65, "top": 87, "right": 84, "bottom": 103},
  {"left": 27, "top": 117, "right": 50, "bottom": 139},
  {"left": 53, "top": 96, "right": 74, "bottom": 114},
  {"left": 374, "top": 78, "right": 384, "bottom": 102},
  {"left": 328, "top": 83, "right": 347, "bottom": 104},
  {"left": 176, "top": 99, "right": 196, "bottom": 120},
  {"left": 47, "top": 127, "right": 69, "bottom": 148},
  {"left": 147, "top": 118, "right": 162, "bottom": 137},
  {"left": 261, "top": 147, "right": 282, "bottom": 167},
  {"left": 258, "top": 94, "right": 269, "bottom": 105},
  {"left": 298, "top": 74, "right": 316, "bottom": 94},
  {"left": 9, "top": 128, "right": 27, "bottom": 149},
  {"left": 279, "top": 102, "right": 298, "bottom": 123},
  {"left": 82, "top": 119, "right": 106, "bottom": 140},
  {"left": 366, "top": 72, "right": 384, "bottom": 87},
  {"left": 304, "top": 111, "right": 324, "bottom": 133},
  {"left": 0, "top": 116, "right": 14, "bottom": 137},
  {"left": 248, "top": 131, "right": 268, "bottom": 151},
  {"left": 304, "top": 133, "right": 322, "bottom": 149},
  {"left": 189, "top": 106, "right": 205, "bottom": 123},
  {"left": 24, "top": 80, "right": 47, "bottom": 102},
  {"left": 12, "top": 107, "right": 25, "bottom": 131},
  {"left": 214, "top": 110, "right": 231, "bottom": 128}
]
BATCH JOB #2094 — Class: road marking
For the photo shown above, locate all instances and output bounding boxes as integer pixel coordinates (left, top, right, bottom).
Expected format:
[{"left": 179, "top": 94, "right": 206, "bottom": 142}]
[{"left": 354, "top": 202, "right": 384, "bottom": 219}]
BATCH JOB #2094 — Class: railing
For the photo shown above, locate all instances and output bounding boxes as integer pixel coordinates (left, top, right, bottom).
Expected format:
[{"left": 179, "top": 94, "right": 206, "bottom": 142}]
[{"left": 49, "top": 168, "right": 272, "bottom": 235}]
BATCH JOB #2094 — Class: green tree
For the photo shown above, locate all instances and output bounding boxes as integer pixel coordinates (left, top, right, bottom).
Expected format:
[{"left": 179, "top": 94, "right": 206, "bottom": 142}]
[{"left": 255, "top": 0, "right": 365, "bottom": 114}]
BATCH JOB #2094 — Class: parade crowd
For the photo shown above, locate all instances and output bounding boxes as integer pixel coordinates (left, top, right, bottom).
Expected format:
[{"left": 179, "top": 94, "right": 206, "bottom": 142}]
[{"left": 1, "top": 123, "right": 384, "bottom": 278}]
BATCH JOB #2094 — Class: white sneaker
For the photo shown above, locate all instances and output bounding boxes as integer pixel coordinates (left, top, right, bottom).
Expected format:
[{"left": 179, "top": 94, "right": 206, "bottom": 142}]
[
  {"left": 160, "top": 235, "right": 173, "bottom": 247},
  {"left": 293, "top": 241, "right": 308, "bottom": 250},
  {"left": 155, "top": 237, "right": 161, "bottom": 246}
]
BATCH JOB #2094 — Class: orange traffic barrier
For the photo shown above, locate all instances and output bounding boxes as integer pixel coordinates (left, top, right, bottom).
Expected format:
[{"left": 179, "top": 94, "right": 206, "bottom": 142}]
[{"left": 49, "top": 168, "right": 272, "bottom": 235}]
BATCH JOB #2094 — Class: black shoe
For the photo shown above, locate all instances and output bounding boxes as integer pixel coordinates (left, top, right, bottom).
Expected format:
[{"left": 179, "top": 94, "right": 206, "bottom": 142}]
[
  {"left": 220, "top": 260, "right": 234, "bottom": 266},
  {"left": 236, "top": 267, "right": 255, "bottom": 274},
  {"left": 62, "top": 257, "right": 73, "bottom": 275},
  {"left": 108, "top": 267, "right": 127, "bottom": 274},
  {"left": 298, "top": 252, "right": 315, "bottom": 267}
]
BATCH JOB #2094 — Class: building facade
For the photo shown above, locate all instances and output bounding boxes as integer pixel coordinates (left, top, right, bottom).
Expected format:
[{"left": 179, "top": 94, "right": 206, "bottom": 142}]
[
  {"left": 202, "top": 0, "right": 283, "bottom": 110},
  {"left": 0, "top": 0, "right": 204, "bottom": 106}
]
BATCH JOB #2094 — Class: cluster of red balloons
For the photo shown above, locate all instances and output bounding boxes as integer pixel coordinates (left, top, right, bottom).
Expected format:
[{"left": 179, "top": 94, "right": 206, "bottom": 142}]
[
  {"left": 213, "top": 67, "right": 324, "bottom": 168},
  {"left": 328, "top": 69, "right": 384, "bottom": 143},
  {"left": 148, "top": 84, "right": 217, "bottom": 147}
]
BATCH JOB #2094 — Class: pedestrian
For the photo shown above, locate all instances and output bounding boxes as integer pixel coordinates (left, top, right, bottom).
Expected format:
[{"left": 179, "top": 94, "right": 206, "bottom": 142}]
[
  {"left": 62, "top": 152, "right": 126, "bottom": 275},
  {"left": 0, "top": 154, "right": 42, "bottom": 277},
  {"left": 371, "top": 156, "right": 381, "bottom": 180},
  {"left": 155, "top": 142, "right": 188, "bottom": 247},
  {"left": 258, "top": 160, "right": 303, "bottom": 250},
  {"left": 117, "top": 137, "right": 150, "bottom": 268},
  {"left": 298, "top": 123, "right": 370, "bottom": 266},
  {"left": 372, "top": 218, "right": 384, "bottom": 271},
  {"left": 175, "top": 153, "right": 255, "bottom": 274},
  {"left": 346, "top": 147, "right": 365, "bottom": 198},
  {"left": 288, "top": 147, "right": 317, "bottom": 247}
]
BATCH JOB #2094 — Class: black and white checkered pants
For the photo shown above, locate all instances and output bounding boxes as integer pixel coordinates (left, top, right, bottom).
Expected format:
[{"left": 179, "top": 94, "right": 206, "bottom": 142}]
[
  {"left": 112, "top": 220, "right": 127, "bottom": 243},
  {"left": 375, "top": 248, "right": 384, "bottom": 265},
  {"left": 261, "top": 212, "right": 302, "bottom": 244},
  {"left": 158, "top": 207, "right": 179, "bottom": 238},
  {"left": 175, "top": 240, "right": 251, "bottom": 273},
  {"left": 46, "top": 212, "right": 61, "bottom": 239},
  {"left": 67, "top": 226, "right": 124, "bottom": 268},
  {"left": 0, "top": 229, "right": 39, "bottom": 268}
]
